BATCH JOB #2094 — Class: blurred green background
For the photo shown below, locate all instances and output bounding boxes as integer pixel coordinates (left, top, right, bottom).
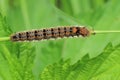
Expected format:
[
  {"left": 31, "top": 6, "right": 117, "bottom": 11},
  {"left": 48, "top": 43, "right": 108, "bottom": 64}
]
[{"left": 0, "top": 0, "right": 120, "bottom": 80}]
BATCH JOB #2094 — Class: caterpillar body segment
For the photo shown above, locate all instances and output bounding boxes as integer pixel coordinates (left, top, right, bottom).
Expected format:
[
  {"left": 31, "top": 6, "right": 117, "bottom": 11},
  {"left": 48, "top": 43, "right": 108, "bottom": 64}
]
[{"left": 10, "top": 26, "right": 90, "bottom": 42}]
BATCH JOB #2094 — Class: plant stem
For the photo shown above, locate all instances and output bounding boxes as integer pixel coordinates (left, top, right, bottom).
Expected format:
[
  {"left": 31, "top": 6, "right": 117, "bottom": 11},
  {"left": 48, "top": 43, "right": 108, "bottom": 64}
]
[
  {"left": 91, "top": 30, "right": 120, "bottom": 34},
  {"left": 0, "top": 37, "right": 10, "bottom": 41}
]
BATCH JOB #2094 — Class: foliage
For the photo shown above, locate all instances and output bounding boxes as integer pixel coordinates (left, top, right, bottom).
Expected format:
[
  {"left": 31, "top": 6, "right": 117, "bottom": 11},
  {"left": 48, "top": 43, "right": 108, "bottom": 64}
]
[
  {"left": 40, "top": 43, "right": 120, "bottom": 80},
  {"left": 0, "top": 0, "right": 120, "bottom": 80}
]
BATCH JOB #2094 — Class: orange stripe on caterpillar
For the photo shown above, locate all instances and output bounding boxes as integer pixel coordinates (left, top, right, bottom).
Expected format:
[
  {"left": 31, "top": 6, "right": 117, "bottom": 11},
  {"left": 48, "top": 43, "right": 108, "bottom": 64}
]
[{"left": 10, "top": 26, "right": 90, "bottom": 42}]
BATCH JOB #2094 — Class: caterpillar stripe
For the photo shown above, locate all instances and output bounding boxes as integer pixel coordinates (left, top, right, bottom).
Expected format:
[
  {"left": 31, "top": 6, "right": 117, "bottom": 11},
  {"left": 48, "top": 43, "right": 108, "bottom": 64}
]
[{"left": 10, "top": 26, "right": 90, "bottom": 42}]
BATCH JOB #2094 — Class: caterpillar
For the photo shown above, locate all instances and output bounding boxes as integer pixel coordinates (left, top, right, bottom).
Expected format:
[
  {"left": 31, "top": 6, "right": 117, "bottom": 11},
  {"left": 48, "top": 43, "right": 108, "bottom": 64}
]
[{"left": 10, "top": 26, "right": 91, "bottom": 42}]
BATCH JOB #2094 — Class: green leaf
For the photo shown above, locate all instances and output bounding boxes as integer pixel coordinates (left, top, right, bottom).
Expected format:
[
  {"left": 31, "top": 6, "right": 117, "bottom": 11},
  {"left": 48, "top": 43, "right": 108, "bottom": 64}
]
[
  {"left": 0, "top": 12, "right": 13, "bottom": 80},
  {"left": 40, "top": 43, "right": 120, "bottom": 80},
  {"left": 0, "top": 12, "right": 35, "bottom": 80},
  {"left": 0, "top": 13, "right": 12, "bottom": 37}
]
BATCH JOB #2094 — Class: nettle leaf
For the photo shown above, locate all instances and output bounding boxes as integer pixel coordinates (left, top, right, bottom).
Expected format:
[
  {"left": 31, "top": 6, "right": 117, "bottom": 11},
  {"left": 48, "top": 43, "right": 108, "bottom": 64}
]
[
  {"left": 0, "top": 13, "right": 12, "bottom": 37},
  {"left": 18, "top": 43, "right": 35, "bottom": 80},
  {"left": 40, "top": 59, "right": 71, "bottom": 80},
  {"left": 0, "top": 13, "right": 13, "bottom": 80},
  {"left": 0, "top": 13, "right": 35, "bottom": 80},
  {"left": 40, "top": 43, "right": 120, "bottom": 80}
]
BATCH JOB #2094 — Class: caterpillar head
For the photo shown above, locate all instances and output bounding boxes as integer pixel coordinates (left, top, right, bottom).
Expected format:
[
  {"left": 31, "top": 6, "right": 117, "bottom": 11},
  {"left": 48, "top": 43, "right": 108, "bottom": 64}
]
[{"left": 79, "top": 27, "right": 90, "bottom": 37}]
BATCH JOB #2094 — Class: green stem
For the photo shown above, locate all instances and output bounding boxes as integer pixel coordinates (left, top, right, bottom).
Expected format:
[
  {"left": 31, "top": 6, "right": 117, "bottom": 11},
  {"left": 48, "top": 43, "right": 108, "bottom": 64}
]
[
  {"left": 0, "top": 37, "right": 10, "bottom": 41},
  {"left": 91, "top": 30, "right": 120, "bottom": 34}
]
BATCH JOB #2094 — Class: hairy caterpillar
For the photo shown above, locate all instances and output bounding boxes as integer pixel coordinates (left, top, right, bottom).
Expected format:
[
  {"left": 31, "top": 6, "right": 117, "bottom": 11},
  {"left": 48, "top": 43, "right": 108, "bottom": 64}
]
[{"left": 10, "top": 26, "right": 90, "bottom": 42}]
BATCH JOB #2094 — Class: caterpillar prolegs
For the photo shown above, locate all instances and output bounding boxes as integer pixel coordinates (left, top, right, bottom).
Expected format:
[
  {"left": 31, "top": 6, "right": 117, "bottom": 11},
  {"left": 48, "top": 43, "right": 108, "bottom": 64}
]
[{"left": 10, "top": 26, "right": 91, "bottom": 42}]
